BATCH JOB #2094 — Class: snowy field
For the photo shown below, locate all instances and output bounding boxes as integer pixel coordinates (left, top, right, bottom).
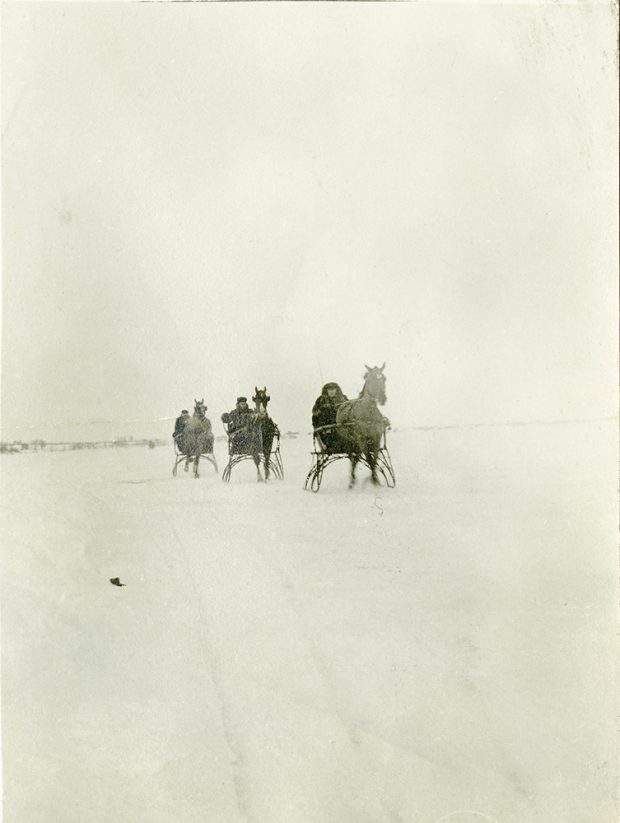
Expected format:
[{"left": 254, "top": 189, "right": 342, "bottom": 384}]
[{"left": 1, "top": 422, "right": 617, "bottom": 823}]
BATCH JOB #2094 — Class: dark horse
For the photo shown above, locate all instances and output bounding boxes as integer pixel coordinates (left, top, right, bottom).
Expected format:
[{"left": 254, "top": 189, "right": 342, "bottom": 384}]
[
  {"left": 251, "top": 387, "right": 281, "bottom": 481},
  {"left": 335, "top": 364, "right": 389, "bottom": 488},
  {"left": 222, "top": 387, "right": 281, "bottom": 482},
  {"left": 175, "top": 398, "right": 216, "bottom": 478}
]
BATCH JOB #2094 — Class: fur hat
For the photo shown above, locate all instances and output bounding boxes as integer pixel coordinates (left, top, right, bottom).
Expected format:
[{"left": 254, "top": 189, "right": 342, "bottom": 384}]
[{"left": 236, "top": 397, "right": 247, "bottom": 404}]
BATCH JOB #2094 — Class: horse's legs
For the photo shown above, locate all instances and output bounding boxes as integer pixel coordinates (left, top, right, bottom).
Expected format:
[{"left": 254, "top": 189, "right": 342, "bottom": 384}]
[
  {"left": 184, "top": 455, "right": 189, "bottom": 472},
  {"left": 348, "top": 454, "right": 359, "bottom": 489},
  {"left": 254, "top": 455, "right": 264, "bottom": 482},
  {"left": 263, "top": 451, "right": 271, "bottom": 480},
  {"left": 368, "top": 450, "right": 380, "bottom": 485},
  {"left": 263, "top": 431, "right": 275, "bottom": 481},
  {"left": 193, "top": 453, "right": 200, "bottom": 478}
]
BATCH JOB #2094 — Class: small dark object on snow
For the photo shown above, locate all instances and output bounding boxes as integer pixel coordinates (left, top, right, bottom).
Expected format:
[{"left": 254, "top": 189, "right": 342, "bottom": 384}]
[{"left": 110, "top": 577, "right": 126, "bottom": 587}]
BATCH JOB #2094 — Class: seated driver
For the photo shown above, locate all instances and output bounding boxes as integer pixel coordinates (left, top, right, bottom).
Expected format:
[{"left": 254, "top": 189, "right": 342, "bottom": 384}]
[
  {"left": 222, "top": 397, "right": 255, "bottom": 454},
  {"left": 311, "top": 383, "right": 350, "bottom": 453},
  {"left": 173, "top": 409, "right": 190, "bottom": 448}
]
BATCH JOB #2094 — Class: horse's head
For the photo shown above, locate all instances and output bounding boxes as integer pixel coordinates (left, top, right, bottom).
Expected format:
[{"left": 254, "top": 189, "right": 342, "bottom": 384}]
[
  {"left": 252, "top": 386, "right": 270, "bottom": 417},
  {"left": 194, "top": 398, "right": 207, "bottom": 418},
  {"left": 363, "top": 363, "right": 387, "bottom": 405}
]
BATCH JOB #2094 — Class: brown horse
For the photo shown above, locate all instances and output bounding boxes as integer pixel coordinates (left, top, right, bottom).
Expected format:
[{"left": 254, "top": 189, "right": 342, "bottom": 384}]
[{"left": 335, "top": 364, "right": 389, "bottom": 488}]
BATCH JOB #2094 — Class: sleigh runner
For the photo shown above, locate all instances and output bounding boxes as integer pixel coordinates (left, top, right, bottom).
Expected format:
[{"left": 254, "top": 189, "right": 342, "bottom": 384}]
[
  {"left": 304, "top": 423, "right": 395, "bottom": 492},
  {"left": 221, "top": 424, "right": 284, "bottom": 482},
  {"left": 172, "top": 441, "right": 218, "bottom": 477}
]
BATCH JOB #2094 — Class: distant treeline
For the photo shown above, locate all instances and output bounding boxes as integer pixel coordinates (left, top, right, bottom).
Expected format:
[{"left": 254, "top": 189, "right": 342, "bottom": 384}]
[
  {"left": 1, "top": 437, "right": 166, "bottom": 453},
  {"left": 1, "top": 432, "right": 304, "bottom": 454}
]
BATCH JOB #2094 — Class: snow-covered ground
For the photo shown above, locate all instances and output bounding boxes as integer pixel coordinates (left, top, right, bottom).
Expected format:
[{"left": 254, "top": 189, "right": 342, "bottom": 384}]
[{"left": 1, "top": 423, "right": 617, "bottom": 823}]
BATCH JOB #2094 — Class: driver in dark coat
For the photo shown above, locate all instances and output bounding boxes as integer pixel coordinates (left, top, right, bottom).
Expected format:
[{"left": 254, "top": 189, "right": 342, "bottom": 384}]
[
  {"left": 312, "top": 383, "right": 350, "bottom": 453},
  {"left": 222, "top": 397, "right": 255, "bottom": 454},
  {"left": 173, "top": 410, "right": 190, "bottom": 449}
]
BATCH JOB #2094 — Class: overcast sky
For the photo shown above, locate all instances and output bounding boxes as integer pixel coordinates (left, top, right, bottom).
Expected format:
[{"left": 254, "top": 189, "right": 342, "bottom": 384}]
[{"left": 1, "top": 2, "right": 617, "bottom": 440}]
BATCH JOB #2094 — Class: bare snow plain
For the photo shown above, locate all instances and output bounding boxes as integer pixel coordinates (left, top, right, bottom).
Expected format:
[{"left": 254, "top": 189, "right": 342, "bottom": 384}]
[{"left": 1, "top": 423, "right": 617, "bottom": 823}]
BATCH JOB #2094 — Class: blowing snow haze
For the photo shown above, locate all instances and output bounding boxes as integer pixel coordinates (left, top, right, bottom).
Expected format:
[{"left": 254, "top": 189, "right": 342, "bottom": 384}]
[{"left": 1, "top": 4, "right": 617, "bottom": 443}]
